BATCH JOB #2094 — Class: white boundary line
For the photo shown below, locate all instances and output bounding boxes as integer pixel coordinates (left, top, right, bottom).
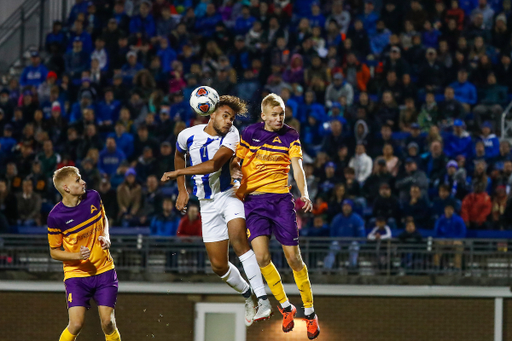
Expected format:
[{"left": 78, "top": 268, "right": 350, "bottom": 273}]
[
  {"left": 1, "top": 281, "right": 512, "bottom": 298},
  {"left": 495, "top": 298, "right": 504, "bottom": 341}
]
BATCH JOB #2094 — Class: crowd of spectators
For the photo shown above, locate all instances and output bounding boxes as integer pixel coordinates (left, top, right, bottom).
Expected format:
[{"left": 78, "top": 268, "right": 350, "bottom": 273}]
[{"left": 1, "top": 0, "right": 512, "bottom": 241}]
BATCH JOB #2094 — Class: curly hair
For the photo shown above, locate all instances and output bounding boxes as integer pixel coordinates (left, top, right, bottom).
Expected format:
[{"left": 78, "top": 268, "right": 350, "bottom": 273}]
[{"left": 217, "top": 95, "right": 248, "bottom": 117}]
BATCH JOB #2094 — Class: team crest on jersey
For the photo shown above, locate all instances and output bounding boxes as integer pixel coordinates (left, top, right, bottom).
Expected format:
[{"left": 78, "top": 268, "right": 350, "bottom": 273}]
[
  {"left": 91, "top": 205, "right": 98, "bottom": 214},
  {"left": 272, "top": 136, "right": 282, "bottom": 144},
  {"left": 198, "top": 102, "right": 210, "bottom": 113},
  {"left": 196, "top": 87, "right": 208, "bottom": 96}
]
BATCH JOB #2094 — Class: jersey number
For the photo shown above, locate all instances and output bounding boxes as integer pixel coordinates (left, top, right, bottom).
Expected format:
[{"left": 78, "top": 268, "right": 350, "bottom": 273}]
[
  {"left": 68, "top": 293, "right": 72, "bottom": 303},
  {"left": 200, "top": 145, "right": 207, "bottom": 158}
]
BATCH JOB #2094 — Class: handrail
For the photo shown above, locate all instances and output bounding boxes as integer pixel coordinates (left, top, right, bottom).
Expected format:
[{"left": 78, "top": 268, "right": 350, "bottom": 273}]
[
  {"left": 501, "top": 99, "right": 512, "bottom": 140},
  {"left": 0, "top": 0, "right": 40, "bottom": 47}
]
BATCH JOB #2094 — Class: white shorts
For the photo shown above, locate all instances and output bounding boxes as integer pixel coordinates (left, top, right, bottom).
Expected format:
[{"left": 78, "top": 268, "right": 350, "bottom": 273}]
[{"left": 199, "top": 189, "right": 245, "bottom": 243}]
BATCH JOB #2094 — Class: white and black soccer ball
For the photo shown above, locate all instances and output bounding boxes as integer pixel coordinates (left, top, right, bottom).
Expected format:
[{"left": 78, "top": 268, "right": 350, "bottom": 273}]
[{"left": 189, "top": 86, "right": 220, "bottom": 116}]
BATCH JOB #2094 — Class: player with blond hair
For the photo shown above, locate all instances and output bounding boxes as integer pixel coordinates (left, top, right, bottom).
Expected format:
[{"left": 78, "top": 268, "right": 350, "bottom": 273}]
[
  {"left": 161, "top": 95, "right": 272, "bottom": 326},
  {"left": 48, "top": 166, "right": 121, "bottom": 341},
  {"left": 232, "top": 93, "right": 320, "bottom": 339}
]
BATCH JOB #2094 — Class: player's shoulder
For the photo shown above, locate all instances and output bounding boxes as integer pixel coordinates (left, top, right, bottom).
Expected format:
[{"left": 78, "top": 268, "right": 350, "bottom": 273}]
[
  {"left": 241, "top": 122, "right": 264, "bottom": 139},
  {"left": 227, "top": 125, "right": 240, "bottom": 136},
  {"left": 280, "top": 124, "right": 300, "bottom": 143},
  {"left": 86, "top": 189, "right": 101, "bottom": 201},
  {"left": 179, "top": 124, "right": 206, "bottom": 138},
  {"left": 47, "top": 202, "right": 63, "bottom": 224}
]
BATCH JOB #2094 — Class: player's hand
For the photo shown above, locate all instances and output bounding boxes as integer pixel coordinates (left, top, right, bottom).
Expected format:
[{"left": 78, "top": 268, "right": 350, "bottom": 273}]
[
  {"left": 176, "top": 191, "right": 189, "bottom": 214},
  {"left": 161, "top": 171, "right": 178, "bottom": 182},
  {"left": 79, "top": 246, "right": 91, "bottom": 260},
  {"left": 301, "top": 196, "right": 313, "bottom": 213},
  {"left": 98, "top": 236, "right": 111, "bottom": 250}
]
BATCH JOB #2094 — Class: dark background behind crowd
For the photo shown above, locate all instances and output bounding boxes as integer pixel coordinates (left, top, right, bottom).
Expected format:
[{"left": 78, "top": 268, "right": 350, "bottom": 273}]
[{"left": 1, "top": 0, "right": 512, "bottom": 241}]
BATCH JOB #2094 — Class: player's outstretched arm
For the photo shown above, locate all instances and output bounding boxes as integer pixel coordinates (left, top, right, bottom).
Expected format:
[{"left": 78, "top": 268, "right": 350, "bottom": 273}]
[
  {"left": 161, "top": 146, "right": 234, "bottom": 181},
  {"left": 291, "top": 157, "right": 313, "bottom": 212},
  {"left": 50, "top": 246, "right": 90, "bottom": 261},
  {"left": 172, "top": 149, "right": 189, "bottom": 213},
  {"left": 231, "top": 156, "right": 243, "bottom": 182}
]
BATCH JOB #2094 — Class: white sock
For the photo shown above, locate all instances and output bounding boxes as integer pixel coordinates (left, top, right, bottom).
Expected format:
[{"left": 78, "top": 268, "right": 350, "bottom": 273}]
[
  {"left": 220, "top": 262, "right": 250, "bottom": 294},
  {"left": 305, "top": 307, "right": 315, "bottom": 316},
  {"left": 239, "top": 250, "right": 266, "bottom": 298},
  {"left": 281, "top": 300, "right": 291, "bottom": 309}
]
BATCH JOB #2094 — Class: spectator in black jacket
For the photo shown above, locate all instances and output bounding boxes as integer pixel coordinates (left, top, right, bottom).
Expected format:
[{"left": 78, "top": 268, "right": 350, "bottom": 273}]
[
  {"left": 363, "top": 158, "right": 394, "bottom": 200},
  {"left": 418, "top": 48, "right": 445, "bottom": 92},
  {"left": 373, "top": 183, "right": 400, "bottom": 227},
  {"left": 401, "top": 185, "right": 431, "bottom": 228}
]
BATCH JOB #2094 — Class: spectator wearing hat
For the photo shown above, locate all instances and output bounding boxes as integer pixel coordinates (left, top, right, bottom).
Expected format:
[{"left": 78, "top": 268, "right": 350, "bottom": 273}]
[
  {"left": 368, "top": 216, "right": 392, "bottom": 240},
  {"left": 117, "top": 167, "right": 142, "bottom": 226},
  {"left": 383, "top": 46, "right": 410, "bottom": 79},
  {"left": 349, "top": 143, "right": 373, "bottom": 184},
  {"left": 437, "top": 160, "right": 468, "bottom": 201},
  {"left": 432, "top": 184, "right": 460, "bottom": 221},
  {"left": 405, "top": 123, "right": 426, "bottom": 153},
  {"left": 433, "top": 204, "right": 466, "bottom": 270},
  {"left": 449, "top": 68, "right": 477, "bottom": 112},
  {"left": 396, "top": 158, "right": 428, "bottom": 201},
  {"left": 443, "top": 119, "right": 473, "bottom": 159},
  {"left": 363, "top": 158, "right": 394, "bottom": 199},
  {"left": 476, "top": 121, "right": 500, "bottom": 160},
  {"left": 473, "top": 72, "right": 507, "bottom": 128},
  {"left": 325, "top": 73, "right": 354, "bottom": 107},
  {"left": 20, "top": 51, "right": 49, "bottom": 89},
  {"left": 69, "top": 90, "right": 93, "bottom": 123},
  {"left": 325, "top": 199, "right": 365, "bottom": 269},
  {"left": 65, "top": 38, "right": 90, "bottom": 79},
  {"left": 461, "top": 180, "right": 492, "bottom": 229},
  {"left": 37, "top": 71, "right": 58, "bottom": 104},
  {"left": 67, "top": 20, "right": 93, "bottom": 54},
  {"left": 98, "top": 137, "right": 126, "bottom": 177}
]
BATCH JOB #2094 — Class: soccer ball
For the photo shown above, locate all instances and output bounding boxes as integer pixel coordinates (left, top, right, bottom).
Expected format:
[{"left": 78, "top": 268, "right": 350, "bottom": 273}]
[{"left": 189, "top": 86, "right": 219, "bottom": 116}]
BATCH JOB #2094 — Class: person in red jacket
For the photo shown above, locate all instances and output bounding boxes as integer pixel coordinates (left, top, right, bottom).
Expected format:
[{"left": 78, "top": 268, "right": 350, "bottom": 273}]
[
  {"left": 177, "top": 204, "right": 202, "bottom": 237},
  {"left": 461, "top": 181, "right": 492, "bottom": 229}
]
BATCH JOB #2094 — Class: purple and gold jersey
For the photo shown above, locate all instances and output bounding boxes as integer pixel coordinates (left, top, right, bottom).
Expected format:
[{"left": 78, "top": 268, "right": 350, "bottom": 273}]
[
  {"left": 47, "top": 190, "right": 114, "bottom": 280},
  {"left": 236, "top": 122, "right": 302, "bottom": 197}
]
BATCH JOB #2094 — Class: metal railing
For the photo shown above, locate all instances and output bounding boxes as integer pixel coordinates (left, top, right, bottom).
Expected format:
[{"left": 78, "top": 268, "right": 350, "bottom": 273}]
[
  {"left": 0, "top": 235, "right": 511, "bottom": 279},
  {"left": 501, "top": 100, "right": 512, "bottom": 141}
]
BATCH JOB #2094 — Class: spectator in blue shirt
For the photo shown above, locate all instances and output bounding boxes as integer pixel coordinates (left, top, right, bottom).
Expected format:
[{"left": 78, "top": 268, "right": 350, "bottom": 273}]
[
  {"left": 234, "top": 6, "right": 256, "bottom": 36},
  {"left": 45, "top": 21, "right": 66, "bottom": 53},
  {"left": 195, "top": 4, "right": 222, "bottom": 38},
  {"left": 358, "top": 0, "right": 380, "bottom": 37},
  {"left": 121, "top": 51, "right": 144, "bottom": 85},
  {"left": 477, "top": 121, "right": 500, "bottom": 160},
  {"left": 109, "top": 121, "right": 134, "bottom": 158},
  {"left": 449, "top": 68, "right": 477, "bottom": 111},
  {"left": 98, "top": 137, "right": 126, "bottom": 176},
  {"left": 0, "top": 125, "right": 17, "bottom": 157},
  {"left": 325, "top": 200, "right": 366, "bottom": 269},
  {"left": 69, "top": 91, "right": 94, "bottom": 123},
  {"left": 150, "top": 197, "right": 180, "bottom": 236},
  {"left": 308, "top": 2, "right": 326, "bottom": 29},
  {"left": 370, "top": 20, "right": 391, "bottom": 57},
  {"left": 443, "top": 119, "right": 473, "bottom": 159},
  {"left": 433, "top": 204, "right": 466, "bottom": 269},
  {"left": 19, "top": 51, "right": 48, "bottom": 89},
  {"left": 65, "top": 38, "right": 90, "bottom": 79},
  {"left": 97, "top": 88, "right": 121, "bottom": 131},
  {"left": 67, "top": 20, "right": 93, "bottom": 54},
  {"left": 67, "top": 0, "right": 89, "bottom": 26},
  {"left": 157, "top": 38, "right": 177, "bottom": 73},
  {"left": 129, "top": 1, "right": 156, "bottom": 39}
]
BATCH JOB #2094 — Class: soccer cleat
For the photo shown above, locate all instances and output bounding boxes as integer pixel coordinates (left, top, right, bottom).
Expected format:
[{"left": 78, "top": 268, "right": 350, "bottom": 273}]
[
  {"left": 244, "top": 296, "right": 256, "bottom": 327},
  {"left": 254, "top": 298, "right": 273, "bottom": 322},
  {"left": 278, "top": 304, "right": 296, "bottom": 333},
  {"left": 304, "top": 314, "right": 320, "bottom": 340}
]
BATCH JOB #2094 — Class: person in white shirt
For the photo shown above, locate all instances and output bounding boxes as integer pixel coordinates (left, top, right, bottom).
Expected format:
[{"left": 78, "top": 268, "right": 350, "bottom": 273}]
[
  {"left": 161, "top": 94, "right": 272, "bottom": 326},
  {"left": 349, "top": 143, "right": 373, "bottom": 184},
  {"left": 368, "top": 216, "right": 392, "bottom": 240}
]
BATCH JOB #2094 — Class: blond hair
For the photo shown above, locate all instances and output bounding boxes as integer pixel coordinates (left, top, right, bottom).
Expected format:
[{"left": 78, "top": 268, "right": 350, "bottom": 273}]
[
  {"left": 261, "top": 93, "right": 285, "bottom": 113},
  {"left": 53, "top": 166, "right": 79, "bottom": 194},
  {"left": 217, "top": 95, "right": 248, "bottom": 117}
]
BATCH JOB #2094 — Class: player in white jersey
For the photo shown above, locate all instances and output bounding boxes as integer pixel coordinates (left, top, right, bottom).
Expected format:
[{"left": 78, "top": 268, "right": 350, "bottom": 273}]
[{"left": 161, "top": 95, "right": 272, "bottom": 325}]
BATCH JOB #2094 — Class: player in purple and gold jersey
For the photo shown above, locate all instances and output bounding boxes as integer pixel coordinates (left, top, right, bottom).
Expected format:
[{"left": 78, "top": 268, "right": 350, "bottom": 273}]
[
  {"left": 233, "top": 93, "right": 320, "bottom": 339},
  {"left": 48, "top": 166, "right": 121, "bottom": 341}
]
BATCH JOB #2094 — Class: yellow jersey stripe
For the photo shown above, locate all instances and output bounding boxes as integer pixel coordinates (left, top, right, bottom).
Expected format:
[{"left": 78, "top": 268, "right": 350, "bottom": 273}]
[
  {"left": 48, "top": 227, "right": 60, "bottom": 232},
  {"left": 63, "top": 211, "right": 103, "bottom": 235}
]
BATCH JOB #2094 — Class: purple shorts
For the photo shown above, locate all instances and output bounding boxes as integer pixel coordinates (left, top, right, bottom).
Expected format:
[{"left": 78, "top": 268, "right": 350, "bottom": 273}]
[
  {"left": 244, "top": 193, "right": 299, "bottom": 246},
  {"left": 64, "top": 269, "right": 118, "bottom": 309}
]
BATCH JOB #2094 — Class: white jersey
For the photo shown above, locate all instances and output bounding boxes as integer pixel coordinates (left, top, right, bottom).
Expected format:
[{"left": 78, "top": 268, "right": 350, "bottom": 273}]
[{"left": 176, "top": 124, "right": 239, "bottom": 200}]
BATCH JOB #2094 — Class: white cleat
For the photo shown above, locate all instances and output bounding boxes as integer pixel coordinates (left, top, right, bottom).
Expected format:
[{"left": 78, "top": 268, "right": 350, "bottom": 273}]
[
  {"left": 244, "top": 297, "right": 256, "bottom": 327},
  {"left": 254, "top": 298, "right": 273, "bottom": 322}
]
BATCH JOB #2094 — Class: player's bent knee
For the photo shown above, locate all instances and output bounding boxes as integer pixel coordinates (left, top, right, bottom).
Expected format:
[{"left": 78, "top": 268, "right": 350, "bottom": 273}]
[
  {"left": 68, "top": 320, "right": 84, "bottom": 334},
  {"left": 101, "top": 317, "right": 115, "bottom": 334},
  {"left": 210, "top": 261, "right": 229, "bottom": 276},
  {"left": 256, "top": 253, "right": 271, "bottom": 268},
  {"left": 285, "top": 253, "right": 304, "bottom": 271}
]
